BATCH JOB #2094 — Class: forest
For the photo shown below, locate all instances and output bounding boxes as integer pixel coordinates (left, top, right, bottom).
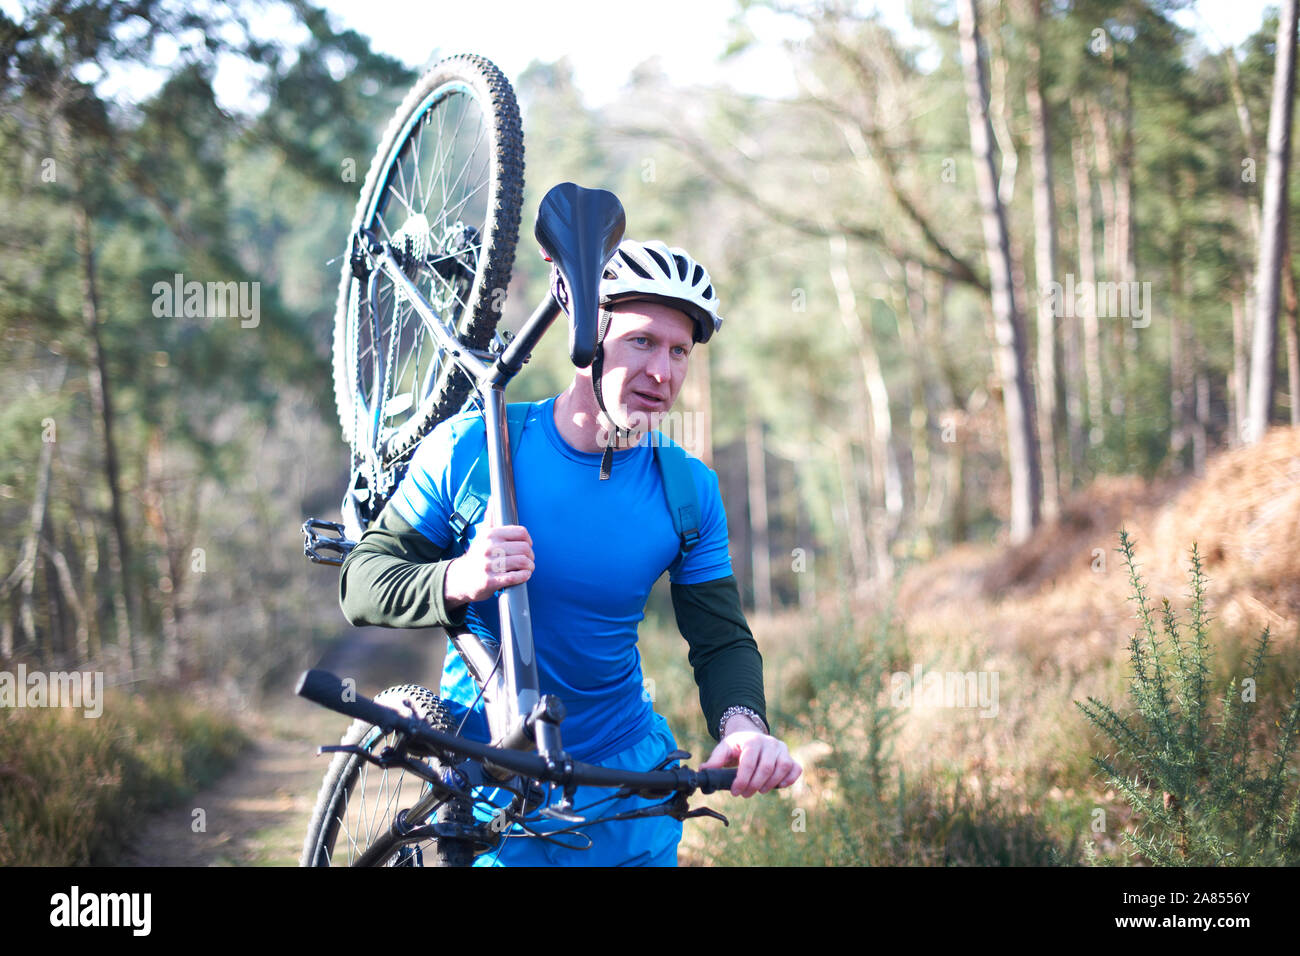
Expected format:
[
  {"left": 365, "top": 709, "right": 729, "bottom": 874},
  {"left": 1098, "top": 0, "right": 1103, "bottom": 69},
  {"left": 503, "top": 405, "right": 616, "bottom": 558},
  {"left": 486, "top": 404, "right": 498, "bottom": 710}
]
[{"left": 2, "top": 0, "right": 1299, "bottom": 870}]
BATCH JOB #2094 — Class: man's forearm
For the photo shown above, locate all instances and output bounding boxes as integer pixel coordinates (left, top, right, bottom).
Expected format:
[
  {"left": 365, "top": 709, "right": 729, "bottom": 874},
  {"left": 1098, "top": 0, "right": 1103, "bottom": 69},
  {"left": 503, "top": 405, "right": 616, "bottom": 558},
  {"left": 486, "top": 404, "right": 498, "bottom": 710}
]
[
  {"left": 338, "top": 506, "right": 466, "bottom": 629},
  {"left": 670, "top": 575, "right": 768, "bottom": 740}
]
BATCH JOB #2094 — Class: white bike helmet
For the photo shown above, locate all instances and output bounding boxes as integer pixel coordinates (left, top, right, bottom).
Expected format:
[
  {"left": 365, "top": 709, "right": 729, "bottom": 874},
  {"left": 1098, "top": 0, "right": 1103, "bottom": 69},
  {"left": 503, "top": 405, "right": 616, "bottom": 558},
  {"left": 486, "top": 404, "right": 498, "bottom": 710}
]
[{"left": 598, "top": 239, "right": 723, "bottom": 343}]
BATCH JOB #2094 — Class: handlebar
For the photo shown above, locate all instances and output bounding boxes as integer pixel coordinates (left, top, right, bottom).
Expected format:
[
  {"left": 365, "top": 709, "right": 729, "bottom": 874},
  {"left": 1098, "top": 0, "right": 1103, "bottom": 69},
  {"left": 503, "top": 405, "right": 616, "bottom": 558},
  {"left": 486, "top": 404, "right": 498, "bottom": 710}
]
[{"left": 296, "top": 669, "right": 737, "bottom": 795}]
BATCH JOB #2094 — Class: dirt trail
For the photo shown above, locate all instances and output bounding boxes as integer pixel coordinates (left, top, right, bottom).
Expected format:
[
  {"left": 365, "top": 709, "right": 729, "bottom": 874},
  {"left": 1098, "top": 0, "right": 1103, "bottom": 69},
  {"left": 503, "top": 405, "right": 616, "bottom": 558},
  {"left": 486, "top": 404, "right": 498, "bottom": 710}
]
[{"left": 124, "top": 627, "right": 445, "bottom": 867}]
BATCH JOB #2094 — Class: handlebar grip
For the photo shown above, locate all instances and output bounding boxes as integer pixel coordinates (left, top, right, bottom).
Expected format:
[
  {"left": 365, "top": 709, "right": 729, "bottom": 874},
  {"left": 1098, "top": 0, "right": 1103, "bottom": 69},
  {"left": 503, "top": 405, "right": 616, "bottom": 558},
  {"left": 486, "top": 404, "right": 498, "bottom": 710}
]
[
  {"left": 695, "top": 767, "right": 738, "bottom": 794},
  {"left": 295, "top": 669, "right": 402, "bottom": 731}
]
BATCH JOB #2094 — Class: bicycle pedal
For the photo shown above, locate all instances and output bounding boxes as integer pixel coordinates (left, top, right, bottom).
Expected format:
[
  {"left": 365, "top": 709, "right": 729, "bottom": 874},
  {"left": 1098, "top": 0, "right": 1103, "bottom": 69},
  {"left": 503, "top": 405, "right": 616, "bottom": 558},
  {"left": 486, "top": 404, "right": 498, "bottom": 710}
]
[{"left": 303, "top": 518, "right": 356, "bottom": 566}]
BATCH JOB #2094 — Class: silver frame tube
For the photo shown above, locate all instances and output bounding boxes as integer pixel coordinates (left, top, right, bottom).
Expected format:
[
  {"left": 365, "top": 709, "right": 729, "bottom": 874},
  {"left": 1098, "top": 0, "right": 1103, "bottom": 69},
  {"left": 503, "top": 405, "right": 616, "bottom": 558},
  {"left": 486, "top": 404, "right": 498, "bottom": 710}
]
[{"left": 372, "top": 247, "right": 561, "bottom": 748}]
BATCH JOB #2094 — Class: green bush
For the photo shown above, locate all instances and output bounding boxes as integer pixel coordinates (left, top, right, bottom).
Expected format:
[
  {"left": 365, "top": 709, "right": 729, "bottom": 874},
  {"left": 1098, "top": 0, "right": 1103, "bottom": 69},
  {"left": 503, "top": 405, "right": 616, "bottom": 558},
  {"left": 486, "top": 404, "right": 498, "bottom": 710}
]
[
  {"left": 698, "top": 604, "right": 1071, "bottom": 866},
  {"left": 1077, "top": 532, "right": 1300, "bottom": 865}
]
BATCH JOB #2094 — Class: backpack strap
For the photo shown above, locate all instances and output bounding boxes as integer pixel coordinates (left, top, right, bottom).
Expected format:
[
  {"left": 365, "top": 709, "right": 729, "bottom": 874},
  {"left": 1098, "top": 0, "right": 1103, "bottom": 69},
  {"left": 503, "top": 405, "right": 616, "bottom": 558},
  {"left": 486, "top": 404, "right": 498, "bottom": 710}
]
[
  {"left": 653, "top": 438, "right": 700, "bottom": 570},
  {"left": 448, "top": 403, "right": 531, "bottom": 552}
]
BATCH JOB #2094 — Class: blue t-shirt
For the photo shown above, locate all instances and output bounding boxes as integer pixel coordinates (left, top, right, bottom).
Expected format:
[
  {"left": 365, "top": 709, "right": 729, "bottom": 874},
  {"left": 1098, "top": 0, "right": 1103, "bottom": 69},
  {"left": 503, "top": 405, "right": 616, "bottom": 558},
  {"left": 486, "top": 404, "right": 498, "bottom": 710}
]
[{"left": 388, "top": 395, "right": 733, "bottom": 762}]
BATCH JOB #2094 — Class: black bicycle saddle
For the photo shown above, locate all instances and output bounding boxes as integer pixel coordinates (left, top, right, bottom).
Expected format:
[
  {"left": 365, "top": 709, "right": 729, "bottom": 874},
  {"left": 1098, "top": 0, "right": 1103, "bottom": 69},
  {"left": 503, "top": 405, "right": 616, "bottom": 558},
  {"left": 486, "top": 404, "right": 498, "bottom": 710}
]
[{"left": 534, "top": 182, "right": 626, "bottom": 368}]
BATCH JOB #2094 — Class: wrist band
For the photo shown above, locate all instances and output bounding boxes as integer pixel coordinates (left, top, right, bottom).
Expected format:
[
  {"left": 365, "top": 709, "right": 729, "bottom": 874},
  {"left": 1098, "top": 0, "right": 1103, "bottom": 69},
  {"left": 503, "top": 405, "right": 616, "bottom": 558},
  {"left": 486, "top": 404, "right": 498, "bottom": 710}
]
[{"left": 718, "top": 705, "right": 768, "bottom": 739}]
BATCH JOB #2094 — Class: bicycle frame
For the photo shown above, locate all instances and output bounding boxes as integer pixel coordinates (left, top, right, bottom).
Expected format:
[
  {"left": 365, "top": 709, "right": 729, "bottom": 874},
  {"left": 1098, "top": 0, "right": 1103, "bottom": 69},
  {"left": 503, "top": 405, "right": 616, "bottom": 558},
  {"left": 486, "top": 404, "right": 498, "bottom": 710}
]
[
  {"left": 361, "top": 226, "right": 562, "bottom": 752},
  {"left": 348, "top": 180, "right": 623, "bottom": 762}
]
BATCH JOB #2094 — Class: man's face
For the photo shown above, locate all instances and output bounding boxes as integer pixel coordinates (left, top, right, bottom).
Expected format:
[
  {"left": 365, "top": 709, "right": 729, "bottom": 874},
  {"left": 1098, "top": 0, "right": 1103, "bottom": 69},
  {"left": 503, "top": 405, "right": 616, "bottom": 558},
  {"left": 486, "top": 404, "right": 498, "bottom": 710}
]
[{"left": 597, "top": 301, "right": 695, "bottom": 430}]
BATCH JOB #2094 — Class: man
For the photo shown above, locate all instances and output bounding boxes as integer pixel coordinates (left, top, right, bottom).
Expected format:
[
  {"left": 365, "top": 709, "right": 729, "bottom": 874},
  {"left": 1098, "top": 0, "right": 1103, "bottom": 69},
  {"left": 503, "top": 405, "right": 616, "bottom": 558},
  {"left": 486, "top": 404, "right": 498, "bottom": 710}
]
[{"left": 339, "top": 239, "right": 801, "bottom": 865}]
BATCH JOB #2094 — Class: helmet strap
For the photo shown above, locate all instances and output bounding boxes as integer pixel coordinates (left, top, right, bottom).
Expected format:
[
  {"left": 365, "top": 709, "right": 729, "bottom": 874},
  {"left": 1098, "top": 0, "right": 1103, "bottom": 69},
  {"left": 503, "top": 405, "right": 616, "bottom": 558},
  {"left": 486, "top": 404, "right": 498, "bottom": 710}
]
[{"left": 591, "top": 308, "right": 631, "bottom": 480}]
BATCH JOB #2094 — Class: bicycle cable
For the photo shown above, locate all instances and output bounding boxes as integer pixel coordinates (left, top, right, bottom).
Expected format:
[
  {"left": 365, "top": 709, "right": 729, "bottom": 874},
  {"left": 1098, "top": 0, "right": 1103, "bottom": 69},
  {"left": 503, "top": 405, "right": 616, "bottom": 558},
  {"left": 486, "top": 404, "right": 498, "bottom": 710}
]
[{"left": 452, "top": 629, "right": 504, "bottom": 738}]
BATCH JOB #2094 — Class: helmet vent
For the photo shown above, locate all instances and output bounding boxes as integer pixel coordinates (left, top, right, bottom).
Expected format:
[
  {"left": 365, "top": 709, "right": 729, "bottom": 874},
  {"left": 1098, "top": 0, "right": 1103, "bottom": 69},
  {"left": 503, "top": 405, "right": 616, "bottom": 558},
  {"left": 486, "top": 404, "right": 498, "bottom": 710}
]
[
  {"left": 691, "top": 263, "right": 704, "bottom": 285},
  {"left": 621, "top": 251, "right": 653, "bottom": 280},
  {"left": 644, "top": 247, "right": 672, "bottom": 276},
  {"left": 673, "top": 254, "right": 689, "bottom": 280}
]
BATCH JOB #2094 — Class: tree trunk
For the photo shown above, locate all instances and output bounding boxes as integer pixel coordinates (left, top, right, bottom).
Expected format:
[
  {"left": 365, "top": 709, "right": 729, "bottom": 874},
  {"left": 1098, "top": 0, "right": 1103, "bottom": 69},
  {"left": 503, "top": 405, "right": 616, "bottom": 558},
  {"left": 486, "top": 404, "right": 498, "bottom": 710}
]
[
  {"left": 745, "top": 411, "right": 772, "bottom": 616},
  {"left": 1285, "top": 241, "right": 1300, "bottom": 425},
  {"left": 75, "top": 201, "right": 137, "bottom": 671},
  {"left": 1117, "top": 63, "right": 1141, "bottom": 468},
  {"left": 1116, "top": 64, "right": 1137, "bottom": 288},
  {"left": 1194, "top": 366, "right": 1209, "bottom": 476},
  {"left": 1025, "top": 0, "right": 1060, "bottom": 520},
  {"left": 1232, "top": 291, "right": 1249, "bottom": 445},
  {"left": 834, "top": 440, "right": 871, "bottom": 593},
  {"left": 1222, "top": 47, "right": 1265, "bottom": 443},
  {"left": 1169, "top": 166, "right": 1192, "bottom": 472},
  {"left": 782, "top": 455, "right": 815, "bottom": 610},
  {"left": 144, "top": 430, "right": 182, "bottom": 678},
  {"left": 1248, "top": 0, "right": 1298, "bottom": 442},
  {"left": 1170, "top": 294, "right": 1186, "bottom": 469},
  {"left": 827, "top": 234, "right": 899, "bottom": 581},
  {"left": 900, "top": 259, "right": 940, "bottom": 553},
  {"left": 958, "top": 0, "right": 1042, "bottom": 543},
  {"left": 40, "top": 538, "right": 88, "bottom": 664},
  {"left": 1087, "top": 99, "right": 1118, "bottom": 284},
  {"left": 1087, "top": 97, "right": 1129, "bottom": 433},
  {"left": 1070, "top": 114, "right": 1105, "bottom": 448},
  {"left": 79, "top": 515, "right": 102, "bottom": 662},
  {"left": 18, "top": 437, "right": 55, "bottom": 656},
  {"left": 1059, "top": 182, "right": 1084, "bottom": 489},
  {"left": 1221, "top": 45, "right": 1263, "bottom": 243},
  {"left": 681, "top": 340, "right": 713, "bottom": 466},
  {"left": 986, "top": 12, "right": 1020, "bottom": 207},
  {"left": 948, "top": 415, "right": 969, "bottom": 545}
]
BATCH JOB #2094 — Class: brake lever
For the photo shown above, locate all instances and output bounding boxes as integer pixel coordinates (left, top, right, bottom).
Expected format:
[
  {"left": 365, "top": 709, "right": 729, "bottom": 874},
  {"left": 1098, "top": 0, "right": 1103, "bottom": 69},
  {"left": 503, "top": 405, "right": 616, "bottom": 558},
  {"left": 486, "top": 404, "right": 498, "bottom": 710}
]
[
  {"left": 651, "top": 749, "right": 692, "bottom": 772},
  {"left": 674, "top": 803, "right": 730, "bottom": 827},
  {"left": 600, "top": 794, "right": 730, "bottom": 827}
]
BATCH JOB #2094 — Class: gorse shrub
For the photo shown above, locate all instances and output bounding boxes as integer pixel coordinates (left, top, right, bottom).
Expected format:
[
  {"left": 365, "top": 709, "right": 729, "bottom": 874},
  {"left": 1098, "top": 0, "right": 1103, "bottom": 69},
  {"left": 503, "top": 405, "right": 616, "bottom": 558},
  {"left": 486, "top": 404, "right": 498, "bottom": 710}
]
[{"left": 1077, "top": 531, "right": 1300, "bottom": 865}]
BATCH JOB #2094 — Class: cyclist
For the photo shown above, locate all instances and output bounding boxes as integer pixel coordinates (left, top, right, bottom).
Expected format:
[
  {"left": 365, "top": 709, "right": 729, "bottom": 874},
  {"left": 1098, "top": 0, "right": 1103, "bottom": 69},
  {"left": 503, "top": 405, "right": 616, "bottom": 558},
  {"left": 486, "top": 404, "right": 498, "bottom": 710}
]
[{"left": 338, "top": 238, "right": 801, "bottom": 865}]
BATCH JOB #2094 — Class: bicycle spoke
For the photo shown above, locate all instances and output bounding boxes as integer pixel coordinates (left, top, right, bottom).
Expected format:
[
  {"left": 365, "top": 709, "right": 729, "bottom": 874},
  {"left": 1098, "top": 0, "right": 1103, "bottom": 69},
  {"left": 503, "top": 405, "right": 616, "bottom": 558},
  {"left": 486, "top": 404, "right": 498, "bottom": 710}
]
[
  {"left": 442, "top": 121, "right": 489, "bottom": 217},
  {"left": 389, "top": 151, "right": 412, "bottom": 219},
  {"left": 384, "top": 175, "right": 420, "bottom": 220},
  {"left": 410, "top": 109, "right": 425, "bottom": 212},
  {"left": 423, "top": 93, "right": 450, "bottom": 218},
  {"left": 433, "top": 96, "right": 473, "bottom": 237},
  {"left": 437, "top": 95, "right": 471, "bottom": 225}
]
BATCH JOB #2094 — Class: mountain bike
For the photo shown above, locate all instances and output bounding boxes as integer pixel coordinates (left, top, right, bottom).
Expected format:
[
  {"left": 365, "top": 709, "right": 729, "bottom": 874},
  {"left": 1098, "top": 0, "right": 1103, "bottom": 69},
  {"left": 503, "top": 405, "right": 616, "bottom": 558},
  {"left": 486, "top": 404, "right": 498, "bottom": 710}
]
[{"left": 298, "top": 54, "right": 735, "bottom": 867}]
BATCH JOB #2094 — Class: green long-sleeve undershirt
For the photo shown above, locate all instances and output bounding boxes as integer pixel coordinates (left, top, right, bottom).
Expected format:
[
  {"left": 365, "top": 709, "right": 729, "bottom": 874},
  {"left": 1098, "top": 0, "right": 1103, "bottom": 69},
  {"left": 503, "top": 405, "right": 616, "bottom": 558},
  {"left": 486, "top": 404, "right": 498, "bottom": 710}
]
[{"left": 338, "top": 505, "right": 767, "bottom": 740}]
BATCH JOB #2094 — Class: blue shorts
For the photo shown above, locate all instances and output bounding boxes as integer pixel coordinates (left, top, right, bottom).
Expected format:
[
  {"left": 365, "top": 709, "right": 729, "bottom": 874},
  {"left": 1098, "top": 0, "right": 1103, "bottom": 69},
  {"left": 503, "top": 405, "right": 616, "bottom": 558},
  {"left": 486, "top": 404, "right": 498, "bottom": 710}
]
[{"left": 469, "top": 712, "right": 683, "bottom": 867}]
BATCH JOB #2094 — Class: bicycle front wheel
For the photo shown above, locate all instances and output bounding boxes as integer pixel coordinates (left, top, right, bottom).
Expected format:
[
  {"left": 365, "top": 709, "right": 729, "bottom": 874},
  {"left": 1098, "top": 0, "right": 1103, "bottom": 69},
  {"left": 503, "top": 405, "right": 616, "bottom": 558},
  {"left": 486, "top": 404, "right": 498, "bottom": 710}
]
[
  {"left": 300, "top": 685, "right": 477, "bottom": 867},
  {"left": 334, "top": 54, "right": 524, "bottom": 497}
]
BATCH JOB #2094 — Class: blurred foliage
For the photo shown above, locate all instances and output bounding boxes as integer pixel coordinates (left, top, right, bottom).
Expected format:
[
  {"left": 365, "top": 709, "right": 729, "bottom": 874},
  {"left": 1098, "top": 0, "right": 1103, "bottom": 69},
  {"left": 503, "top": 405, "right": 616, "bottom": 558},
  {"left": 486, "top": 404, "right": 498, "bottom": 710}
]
[
  {"left": 0, "top": 687, "right": 246, "bottom": 865},
  {"left": 654, "top": 603, "right": 1079, "bottom": 866}
]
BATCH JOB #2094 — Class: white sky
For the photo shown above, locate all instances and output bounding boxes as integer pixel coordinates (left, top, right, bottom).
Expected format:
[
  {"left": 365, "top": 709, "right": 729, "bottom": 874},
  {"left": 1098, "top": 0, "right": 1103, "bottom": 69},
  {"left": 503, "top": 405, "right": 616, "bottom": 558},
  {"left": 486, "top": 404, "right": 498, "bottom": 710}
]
[
  {"left": 313, "top": 0, "right": 806, "bottom": 107},
  {"left": 0, "top": 0, "right": 1283, "bottom": 111}
]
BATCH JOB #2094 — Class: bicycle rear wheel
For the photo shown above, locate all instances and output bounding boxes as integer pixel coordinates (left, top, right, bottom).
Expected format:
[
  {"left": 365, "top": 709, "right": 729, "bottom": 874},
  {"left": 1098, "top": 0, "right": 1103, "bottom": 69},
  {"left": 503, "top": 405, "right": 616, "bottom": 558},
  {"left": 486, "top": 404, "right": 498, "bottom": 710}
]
[
  {"left": 300, "top": 685, "right": 477, "bottom": 867},
  {"left": 334, "top": 54, "right": 524, "bottom": 506}
]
